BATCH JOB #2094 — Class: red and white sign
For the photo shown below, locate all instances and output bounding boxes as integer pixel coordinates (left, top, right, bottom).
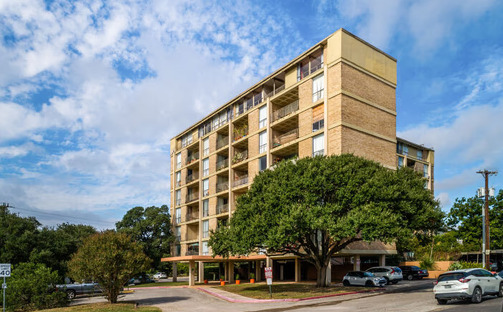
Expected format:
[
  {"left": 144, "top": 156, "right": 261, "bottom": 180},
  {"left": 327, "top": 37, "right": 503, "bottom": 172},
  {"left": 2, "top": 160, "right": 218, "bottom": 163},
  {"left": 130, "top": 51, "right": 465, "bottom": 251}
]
[{"left": 265, "top": 267, "right": 273, "bottom": 285}]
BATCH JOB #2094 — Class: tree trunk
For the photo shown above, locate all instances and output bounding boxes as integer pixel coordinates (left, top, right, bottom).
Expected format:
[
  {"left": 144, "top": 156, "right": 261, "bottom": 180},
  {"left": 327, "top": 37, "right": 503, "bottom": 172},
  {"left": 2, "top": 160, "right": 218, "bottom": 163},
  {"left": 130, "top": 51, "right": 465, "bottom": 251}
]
[{"left": 316, "top": 264, "right": 329, "bottom": 287}]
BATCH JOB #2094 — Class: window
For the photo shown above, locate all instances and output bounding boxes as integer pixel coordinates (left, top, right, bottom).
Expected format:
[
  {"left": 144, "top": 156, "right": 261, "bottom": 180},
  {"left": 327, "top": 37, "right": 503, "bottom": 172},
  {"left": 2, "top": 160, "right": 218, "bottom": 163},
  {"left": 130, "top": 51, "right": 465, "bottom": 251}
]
[
  {"left": 175, "top": 244, "right": 181, "bottom": 256},
  {"left": 203, "top": 220, "right": 209, "bottom": 238},
  {"left": 175, "top": 226, "right": 181, "bottom": 241},
  {"left": 175, "top": 208, "right": 181, "bottom": 223},
  {"left": 312, "top": 74, "right": 324, "bottom": 102},
  {"left": 212, "top": 116, "right": 219, "bottom": 130},
  {"left": 259, "top": 156, "right": 267, "bottom": 171},
  {"left": 398, "top": 143, "right": 409, "bottom": 155},
  {"left": 175, "top": 171, "right": 181, "bottom": 187},
  {"left": 259, "top": 106, "right": 267, "bottom": 128},
  {"left": 176, "top": 153, "right": 181, "bottom": 169},
  {"left": 203, "top": 199, "right": 209, "bottom": 217},
  {"left": 417, "top": 149, "right": 423, "bottom": 160},
  {"left": 202, "top": 241, "right": 209, "bottom": 255},
  {"left": 203, "top": 158, "right": 209, "bottom": 176},
  {"left": 312, "top": 133, "right": 324, "bottom": 156},
  {"left": 203, "top": 138, "right": 209, "bottom": 156},
  {"left": 423, "top": 164, "right": 429, "bottom": 178},
  {"left": 203, "top": 179, "right": 209, "bottom": 197},
  {"left": 259, "top": 131, "right": 267, "bottom": 153},
  {"left": 175, "top": 190, "right": 181, "bottom": 206},
  {"left": 398, "top": 156, "right": 404, "bottom": 168},
  {"left": 312, "top": 119, "right": 324, "bottom": 132}
]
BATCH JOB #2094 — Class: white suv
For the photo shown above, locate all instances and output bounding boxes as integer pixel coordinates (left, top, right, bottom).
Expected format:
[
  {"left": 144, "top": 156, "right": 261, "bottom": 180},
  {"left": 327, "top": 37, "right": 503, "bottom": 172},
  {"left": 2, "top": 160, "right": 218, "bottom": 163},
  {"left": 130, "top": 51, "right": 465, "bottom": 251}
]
[
  {"left": 366, "top": 266, "right": 403, "bottom": 284},
  {"left": 433, "top": 268, "right": 503, "bottom": 304}
]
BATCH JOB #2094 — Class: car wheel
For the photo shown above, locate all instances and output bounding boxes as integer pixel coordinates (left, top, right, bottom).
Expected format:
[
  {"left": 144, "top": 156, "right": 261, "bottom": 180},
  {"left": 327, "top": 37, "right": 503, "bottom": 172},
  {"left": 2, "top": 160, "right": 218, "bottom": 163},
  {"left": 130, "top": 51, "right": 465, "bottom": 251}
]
[
  {"left": 437, "top": 299, "right": 448, "bottom": 305},
  {"left": 498, "top": 283, "right": 503, "bottom": 297},
  {"left": 471, "top": 286, "right": 482, "bottom": 303},
  {"left": 365, "top": 281, "right": 373, "bottom": 287},
  {"left": 384, "top": 277, "right": 390, "bottom": 285},
  {"left": 407, "top": 274, "right": 413, "bottom": 281},
  {"left": 343, "top": 280, "right": 350, "bottom": 286},
  {"left": 66, "top": 289, "right": 76, "bottom": 300}
]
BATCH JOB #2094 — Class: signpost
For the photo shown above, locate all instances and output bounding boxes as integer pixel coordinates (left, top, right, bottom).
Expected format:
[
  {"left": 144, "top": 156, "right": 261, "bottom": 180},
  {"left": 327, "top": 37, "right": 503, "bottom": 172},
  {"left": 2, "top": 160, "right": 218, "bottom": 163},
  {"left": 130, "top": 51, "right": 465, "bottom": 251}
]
[
  {"left": 264, "top": 267, "right": 273, "bottom": 298},
  {"left": 0, "top": 264, "right": 10, "bottom": 312}
]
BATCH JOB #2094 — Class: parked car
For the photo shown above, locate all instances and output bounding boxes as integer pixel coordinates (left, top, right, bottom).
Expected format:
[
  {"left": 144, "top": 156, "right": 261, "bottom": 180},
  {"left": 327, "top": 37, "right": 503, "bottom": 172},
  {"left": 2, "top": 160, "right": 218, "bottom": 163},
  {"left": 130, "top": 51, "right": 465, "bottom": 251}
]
[
  {"left": 433, "top": 268, "right": 503, "bottom": 305},
  {"left": 343, "top": 271, "right": 386, "bottom": 287},
  {"left": 56, "top": 282, "right": 102, "bottom": 299},
  {"left": 366, "top": 266, "right": 403, "bottom": 284},
  {"left": 399, "top": 265, "right": 429, "bottom": 280},
  {"left": 153, "top": 272, "right": 167, "bottom": 279},
  {"left": 128, "top": 275, "right": 155, "bottom": 285}
]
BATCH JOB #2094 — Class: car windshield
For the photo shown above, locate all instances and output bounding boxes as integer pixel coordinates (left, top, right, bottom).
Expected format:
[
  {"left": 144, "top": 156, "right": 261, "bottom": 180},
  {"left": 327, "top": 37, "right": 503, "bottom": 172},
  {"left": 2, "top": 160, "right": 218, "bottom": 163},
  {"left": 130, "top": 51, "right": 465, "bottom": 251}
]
[
  {"left": 364, "top": 272, "right": 374, "bottom": 277},
  {"left": 438, "top": 273, "right": 465, "bottom": 282}
]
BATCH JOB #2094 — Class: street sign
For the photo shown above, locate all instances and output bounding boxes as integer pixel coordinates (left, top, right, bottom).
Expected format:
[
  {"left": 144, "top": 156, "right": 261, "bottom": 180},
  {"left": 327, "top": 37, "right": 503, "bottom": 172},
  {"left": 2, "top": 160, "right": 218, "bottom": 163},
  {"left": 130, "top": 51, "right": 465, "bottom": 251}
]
[
  {"left": 0, "top": 264, "right": 10, "bottom": 278},
  {"left": 264, "top": 267, "right": 273, "bottom": 298}
]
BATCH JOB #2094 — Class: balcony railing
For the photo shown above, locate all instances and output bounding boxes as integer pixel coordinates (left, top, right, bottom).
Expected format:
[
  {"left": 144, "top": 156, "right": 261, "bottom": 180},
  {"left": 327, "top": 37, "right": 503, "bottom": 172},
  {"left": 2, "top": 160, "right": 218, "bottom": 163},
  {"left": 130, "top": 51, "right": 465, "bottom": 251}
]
[
  {"left": 186, "top": 249, "right": 199, "bottom": 256},
  {"left": 272, "top": 100, "right": 299, "bottom": 122},
  {"left": 233, "top": 175, "right": 248, "bottom": 188},
  {"left": 186, "top": 173, "right": 198, "bottom": 183},
  {"left": 175, "top": 180, "right": 182, "bottom": 188},
  {"left": 186, "top": 153, "right": 199, "bottom": 165},
  {"left": 186, "top": 193, "right": 199, "bottom": 203},
  {"left": 273, "top": 128, "right": 299, "bottom": 147},
  {"left": 186, "top": 213, "right": 198, "bottom": 222},
  {"left": 175, "top": 199, "right": 181, "bottom": 206},
  {"left": 216, "top": 137, "right": 229, "bottom": 149},
  {"left": 216, "top": 182, "right": 229, "bottom": 192},
  {"left": 216, "top": 158, "right": 229, "bottom": 171},
  {"left": 216, "top": 204, "right": 229, "bottom": 214},
  {"left": 311, "top": 58, "right": 323, "bottom": 73},
  {"left": 232, "top": 150, "right": 248, "bottom": 164},
  {"left": 233, "top": 126, "right": 248, "bottom": 141}
]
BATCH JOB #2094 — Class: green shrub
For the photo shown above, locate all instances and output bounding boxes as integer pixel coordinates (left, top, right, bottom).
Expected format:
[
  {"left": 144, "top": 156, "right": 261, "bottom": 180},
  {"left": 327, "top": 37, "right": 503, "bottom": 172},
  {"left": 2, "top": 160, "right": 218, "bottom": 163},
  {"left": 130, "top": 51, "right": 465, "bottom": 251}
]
[
  {"left": 419, "top": 257, "right": 436, "bottom": 271},
  {"left": 4, "top": 262, "right": 68, "bottom": 311},
  {"left": 448, "top": 261, "right": 483, "bottom": 271}
]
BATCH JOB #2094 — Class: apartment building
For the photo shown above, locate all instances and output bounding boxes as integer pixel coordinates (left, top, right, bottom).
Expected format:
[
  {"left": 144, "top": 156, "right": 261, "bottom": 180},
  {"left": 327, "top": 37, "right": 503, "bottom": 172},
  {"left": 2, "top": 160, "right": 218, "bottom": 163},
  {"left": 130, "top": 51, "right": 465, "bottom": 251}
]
[{"left": 163, "top": 29, "right": 434, "bottom": 285}]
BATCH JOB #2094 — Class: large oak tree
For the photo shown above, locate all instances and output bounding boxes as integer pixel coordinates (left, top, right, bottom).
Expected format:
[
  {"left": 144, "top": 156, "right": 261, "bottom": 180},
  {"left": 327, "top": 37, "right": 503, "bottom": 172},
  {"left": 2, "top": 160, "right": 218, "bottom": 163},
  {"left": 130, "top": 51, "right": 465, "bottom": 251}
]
[{"left": 209, "top": 154, "right": 443, "bottom": 287}]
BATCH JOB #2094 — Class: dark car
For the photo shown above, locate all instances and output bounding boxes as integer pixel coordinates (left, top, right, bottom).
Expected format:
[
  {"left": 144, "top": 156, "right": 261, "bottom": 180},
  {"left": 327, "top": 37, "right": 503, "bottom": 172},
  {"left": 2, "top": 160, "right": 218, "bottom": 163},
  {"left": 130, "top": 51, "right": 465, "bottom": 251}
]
[
  {"left": 399, "top": 265, "right": 429, "bottom": 280},
  {"left": 128, "top": 275, "right": 155, "bottom": 285}
]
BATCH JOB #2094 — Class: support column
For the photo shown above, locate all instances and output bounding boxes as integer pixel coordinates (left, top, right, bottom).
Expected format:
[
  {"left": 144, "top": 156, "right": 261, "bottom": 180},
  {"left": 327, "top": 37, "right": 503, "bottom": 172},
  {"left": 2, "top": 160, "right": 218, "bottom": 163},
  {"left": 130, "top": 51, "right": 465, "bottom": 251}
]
[
  {"left": 379, "top": 254, "right": 386, "bottom": 266},
  {"left": 255, "top": 261, "right": 261, "bottom": 282},
  {"left": 354, "top": 255, "right": 361, "bottom": 271},
  {"left": 294, "top": 258, "right": 300, "bottom": 282},
  {"left": 224, "top": 261, "right": 228, "bottom": 281},
  {"left": 199, "top": 261, "right": 204, "bottom": 282},
  {"left": 188, "top": 261, "right": 195, "bottom": 286},
  {"left": 228, "top": 261, "right": 235, "bottom": 283},
  {"left": 172, "top": 262, "right": 178, "bottom": 282}
]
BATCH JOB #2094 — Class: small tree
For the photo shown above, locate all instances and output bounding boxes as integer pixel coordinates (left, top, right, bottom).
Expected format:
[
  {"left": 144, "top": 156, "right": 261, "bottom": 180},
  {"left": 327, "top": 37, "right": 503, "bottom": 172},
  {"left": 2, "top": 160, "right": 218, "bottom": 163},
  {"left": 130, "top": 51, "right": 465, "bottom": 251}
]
[
  {"left": 5, "top": 262, "right": 67, "bottom": 311},
  {"left": 209, "top": 154, "right": 443, "bottom": 287},
  {"left": 68, "top": 230, "right": 151, "bottom": 303}
]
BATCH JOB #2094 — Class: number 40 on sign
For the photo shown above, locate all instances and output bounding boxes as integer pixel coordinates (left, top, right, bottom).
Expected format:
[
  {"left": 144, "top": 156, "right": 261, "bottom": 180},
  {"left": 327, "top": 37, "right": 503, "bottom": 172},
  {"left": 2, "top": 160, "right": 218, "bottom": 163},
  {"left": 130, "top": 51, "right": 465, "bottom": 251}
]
[{"left": 0, "top": 264, "right": 11, "bottom": 278}]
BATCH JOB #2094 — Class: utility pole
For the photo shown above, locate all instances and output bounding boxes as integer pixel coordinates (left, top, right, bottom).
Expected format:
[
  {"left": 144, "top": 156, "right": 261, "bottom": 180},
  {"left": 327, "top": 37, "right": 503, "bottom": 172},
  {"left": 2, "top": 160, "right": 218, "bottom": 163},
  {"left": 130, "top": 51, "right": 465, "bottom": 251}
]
[{"left": 477, "top": 170, "right": 497, "bottom": 270}]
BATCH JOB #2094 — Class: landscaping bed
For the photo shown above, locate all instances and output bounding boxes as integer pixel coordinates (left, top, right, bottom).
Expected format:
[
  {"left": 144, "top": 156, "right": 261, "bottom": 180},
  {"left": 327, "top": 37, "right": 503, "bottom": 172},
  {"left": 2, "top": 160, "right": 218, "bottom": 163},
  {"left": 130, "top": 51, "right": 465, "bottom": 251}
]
[{"left": 215, "top": 283, "right": 377, "bottom": 299}]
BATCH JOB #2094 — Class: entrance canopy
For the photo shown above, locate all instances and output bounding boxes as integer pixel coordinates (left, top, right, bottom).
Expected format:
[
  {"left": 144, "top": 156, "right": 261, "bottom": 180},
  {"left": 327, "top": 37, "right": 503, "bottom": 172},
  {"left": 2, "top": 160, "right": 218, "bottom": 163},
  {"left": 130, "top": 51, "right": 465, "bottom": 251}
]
[{"left": 161, "top": 254, "right": 267, "bottom": 263}]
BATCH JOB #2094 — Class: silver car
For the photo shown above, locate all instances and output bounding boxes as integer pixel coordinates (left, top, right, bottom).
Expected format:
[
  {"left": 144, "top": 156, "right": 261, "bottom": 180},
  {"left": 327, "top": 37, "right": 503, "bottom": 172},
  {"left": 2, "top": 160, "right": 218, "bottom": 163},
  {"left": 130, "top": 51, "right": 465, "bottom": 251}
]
[
  {"left": 366, "top": 266, "right": 403, "bottom": 284},
  {"left": 343, "top": 271, "right": 386, "bottom": 287}
]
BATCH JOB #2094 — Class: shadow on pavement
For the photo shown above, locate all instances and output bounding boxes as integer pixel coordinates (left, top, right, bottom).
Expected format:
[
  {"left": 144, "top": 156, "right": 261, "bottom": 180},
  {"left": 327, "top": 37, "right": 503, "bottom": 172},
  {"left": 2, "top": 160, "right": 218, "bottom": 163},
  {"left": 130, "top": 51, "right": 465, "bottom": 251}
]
[{"left": 134, "top": 296, "right": 190, "bottom": 305}]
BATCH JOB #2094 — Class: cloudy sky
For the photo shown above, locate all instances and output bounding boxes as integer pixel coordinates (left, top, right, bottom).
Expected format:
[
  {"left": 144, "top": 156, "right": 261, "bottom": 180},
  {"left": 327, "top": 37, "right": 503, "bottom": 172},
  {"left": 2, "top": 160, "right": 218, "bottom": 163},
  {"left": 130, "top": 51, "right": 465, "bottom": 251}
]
[{"left": 1, "top": 0, "right": 502, "bottom": 229}]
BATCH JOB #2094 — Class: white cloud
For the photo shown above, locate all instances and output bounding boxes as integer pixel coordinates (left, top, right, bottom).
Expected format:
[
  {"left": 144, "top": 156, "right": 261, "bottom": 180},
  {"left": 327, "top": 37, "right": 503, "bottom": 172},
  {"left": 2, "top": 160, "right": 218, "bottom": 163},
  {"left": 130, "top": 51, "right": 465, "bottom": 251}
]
[{"left": 436, "top": 192, "right": 451, "bottom": 210}]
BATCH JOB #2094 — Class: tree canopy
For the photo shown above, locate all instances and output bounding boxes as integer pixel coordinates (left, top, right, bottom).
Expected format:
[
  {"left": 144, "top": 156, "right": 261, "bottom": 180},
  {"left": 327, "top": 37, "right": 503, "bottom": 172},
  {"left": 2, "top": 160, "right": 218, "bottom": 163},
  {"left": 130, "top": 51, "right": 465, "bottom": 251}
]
[
  {"left": 68, "top": 230, "right": 151, "bottom": 303},
  {"left": 209, "top": 154, "right": 443, "bottom": 286},
  {"left": 447, "top": 189, "right": 503, "bottom": 250},
  {"left": 116, "top": 205, "right": 173, "bottom": 271}
]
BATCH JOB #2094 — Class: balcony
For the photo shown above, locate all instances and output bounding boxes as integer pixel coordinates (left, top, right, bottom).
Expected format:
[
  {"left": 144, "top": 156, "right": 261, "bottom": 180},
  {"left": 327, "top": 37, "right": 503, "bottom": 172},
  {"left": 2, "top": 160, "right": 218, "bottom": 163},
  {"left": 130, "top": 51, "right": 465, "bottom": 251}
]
[
  {"left": 233, "top": 175, "right": 248, "bottom": 188},
  {"left": 216, "top": 181, "right": 229, "bottom": 193},
  {"left": 272, "top": 100, "right": 299, "bottom": 122},
  {"left": 186, "top": 193, "right": 199, "bottom": 203},
  {"left": 175, "top": 180, "right": 182, "bottom": 188},
  {"left": 216, "top": 203, "right": 229, "bottom": 214},
  {"left": 186, "top": 247, "right": 199, "bottom": 256},
  {"left": 186, "top": 172, "right": 199, "bottom": 184},
  {"left": 233, "top": 125, "right": 249, "bottom": 142},
  {"left": 216, "top": 158, "right": 229, "bottom": 171},
  {"left": 273, "top": 129, "right": 299, "bottom": 147},
  {"left": 216, "top": 136, "right": 229, "bottom": 149},
  {"left": 186, "top": 212, "right": 199, "bottom": 222},
  {"left": 266, "top": 84, "right": 285, "bottom": 99},
  {"left": 310, "top": 57, "right": 323, "bottom": 73},
  {"left": 186, "top": 153, "right": 199, "bottom": 166},
  {"left": 232, "top": 150, "right": 248, "bottom": 165}
]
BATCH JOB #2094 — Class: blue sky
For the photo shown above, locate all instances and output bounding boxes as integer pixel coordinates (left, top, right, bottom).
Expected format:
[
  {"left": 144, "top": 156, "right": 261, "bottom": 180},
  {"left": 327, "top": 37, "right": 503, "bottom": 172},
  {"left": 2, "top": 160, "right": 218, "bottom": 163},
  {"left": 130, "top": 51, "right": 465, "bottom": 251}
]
[{"left": 1, "top": 0, "right": 502, "bottom": 229}]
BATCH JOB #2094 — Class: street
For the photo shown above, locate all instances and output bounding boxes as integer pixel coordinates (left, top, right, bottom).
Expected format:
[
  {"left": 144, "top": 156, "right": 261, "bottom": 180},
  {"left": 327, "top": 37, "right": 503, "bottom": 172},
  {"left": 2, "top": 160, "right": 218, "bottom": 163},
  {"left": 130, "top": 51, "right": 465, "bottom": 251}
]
[{"left": 73, "top": 279, "right": 503, "bottom": 312}]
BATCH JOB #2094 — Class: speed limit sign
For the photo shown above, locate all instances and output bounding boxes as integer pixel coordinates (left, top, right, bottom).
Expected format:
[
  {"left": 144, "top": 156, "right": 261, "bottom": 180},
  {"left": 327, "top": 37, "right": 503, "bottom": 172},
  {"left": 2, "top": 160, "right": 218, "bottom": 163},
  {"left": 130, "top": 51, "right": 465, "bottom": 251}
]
[{"left": 0, "top": 264, "right": 11, "bottom": 278}]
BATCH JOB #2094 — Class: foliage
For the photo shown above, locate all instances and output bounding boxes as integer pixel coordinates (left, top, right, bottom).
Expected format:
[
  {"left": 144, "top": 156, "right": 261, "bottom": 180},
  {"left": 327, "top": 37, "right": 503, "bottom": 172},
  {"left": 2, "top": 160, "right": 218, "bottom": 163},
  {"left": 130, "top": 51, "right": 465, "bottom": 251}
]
[
  {"left": 446, "top": 190, "right": 503, "bottom": 250},
  {"left": 419, "top": 257, "right": 436, "bottom": 271},
  {"left": 250, "top": 273, "right": 255, "bottom": 279},
  {"left": 400, "top": 231, "right": 463, "bottom": 261},
  {"left": 209, "top": 154, "right": 443, "bottom": 287},
  {"left": 116, "top": 205, "right": 173, "bottom": 272},
  {"left": 448, "top": 261, "right": 483, "bottom": 271},
  {"left": 4, "top": 262, "right": 68, "bottom": 311},
  {"left": 68, "top": 231, "right": 151, "bottom": 303}
]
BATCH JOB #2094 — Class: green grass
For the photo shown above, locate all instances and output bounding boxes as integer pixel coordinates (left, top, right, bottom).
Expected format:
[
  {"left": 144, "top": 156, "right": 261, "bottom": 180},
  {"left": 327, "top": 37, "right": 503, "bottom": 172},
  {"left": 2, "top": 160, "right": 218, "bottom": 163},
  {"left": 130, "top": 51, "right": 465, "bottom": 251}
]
[
  {"left": 43, "top": 303, "right": 161, "bottom": 312},
  {"left": 216, "top": 283, "right": 376, "bottom": 299},
  {"left": 127, "top": 281, "right": 188, "bottom": 288}
]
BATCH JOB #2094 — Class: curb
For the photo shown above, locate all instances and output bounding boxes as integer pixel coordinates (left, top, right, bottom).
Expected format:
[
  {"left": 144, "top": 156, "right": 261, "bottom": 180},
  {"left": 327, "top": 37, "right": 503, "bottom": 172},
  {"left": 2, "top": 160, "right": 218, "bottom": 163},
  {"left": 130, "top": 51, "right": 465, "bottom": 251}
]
[{"left": 197, "top": 287, "right": 384, "bottom": 303}]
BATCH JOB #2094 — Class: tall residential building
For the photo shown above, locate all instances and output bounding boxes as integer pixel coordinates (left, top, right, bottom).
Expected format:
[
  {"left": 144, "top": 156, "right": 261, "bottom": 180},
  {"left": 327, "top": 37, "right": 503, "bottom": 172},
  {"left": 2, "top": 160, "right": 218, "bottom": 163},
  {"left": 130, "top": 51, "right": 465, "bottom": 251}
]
[{"left": 164, "top": 29, "right": 434, "bottom": 285}]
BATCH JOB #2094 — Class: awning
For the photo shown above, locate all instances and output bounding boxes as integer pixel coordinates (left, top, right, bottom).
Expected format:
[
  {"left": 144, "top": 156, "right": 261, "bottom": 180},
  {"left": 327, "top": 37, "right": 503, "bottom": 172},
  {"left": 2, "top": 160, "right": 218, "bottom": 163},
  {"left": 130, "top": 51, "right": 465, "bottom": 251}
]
[{"left": 162, "top": 254, "right": 267, "bottom": 263}]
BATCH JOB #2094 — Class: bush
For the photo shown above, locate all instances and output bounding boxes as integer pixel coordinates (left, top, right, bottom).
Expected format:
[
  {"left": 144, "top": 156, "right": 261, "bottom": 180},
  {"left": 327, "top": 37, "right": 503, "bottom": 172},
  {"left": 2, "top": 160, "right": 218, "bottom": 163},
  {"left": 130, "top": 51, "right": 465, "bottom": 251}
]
[
  {"left": 4, "top": 263, "right": 68, "bottom": 311},
  {"left": 419, "top": 257, "right": 436, "bottom": 271},
  {"left": 448, "top": 261, "right": 483, "bottom": 271}
]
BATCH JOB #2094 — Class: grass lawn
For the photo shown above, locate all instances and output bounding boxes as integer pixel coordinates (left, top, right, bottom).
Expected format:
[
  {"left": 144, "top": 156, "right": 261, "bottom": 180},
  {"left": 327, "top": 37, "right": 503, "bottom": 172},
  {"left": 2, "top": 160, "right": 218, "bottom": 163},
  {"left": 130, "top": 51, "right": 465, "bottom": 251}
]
[
  {"left": 216, "top": 283, "right": 377, "bottom": 299},
  {"left": 127, "top": 281, "right": 189, "bottom": 288},
  {"left": 43, "top": 303, "right": 161, "bottom": 312}
]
